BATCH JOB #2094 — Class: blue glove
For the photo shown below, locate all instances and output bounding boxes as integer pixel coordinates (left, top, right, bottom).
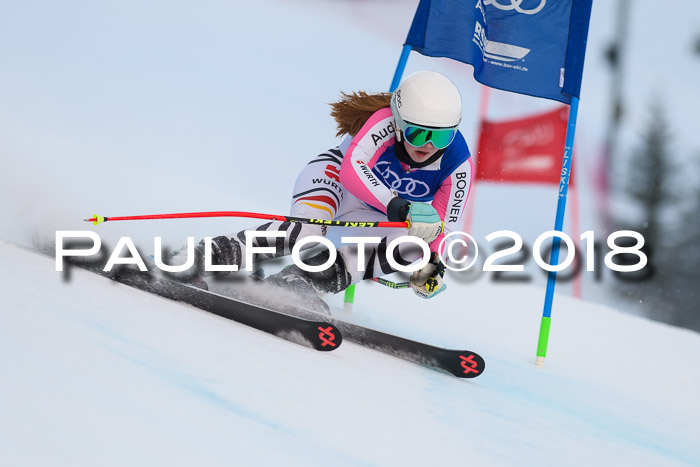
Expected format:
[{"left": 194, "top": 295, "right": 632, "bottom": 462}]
[{"left": 406, "top": 202, "right": 443, "bottom": 244}]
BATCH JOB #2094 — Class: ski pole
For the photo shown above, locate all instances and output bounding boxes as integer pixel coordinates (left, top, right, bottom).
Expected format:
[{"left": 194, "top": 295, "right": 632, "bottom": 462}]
[
  {"left": 84, "top": 211, "right": 409, "bottom": 229},
  {"left": 371, "top": 277, "right": 410, "bottom": 289}
]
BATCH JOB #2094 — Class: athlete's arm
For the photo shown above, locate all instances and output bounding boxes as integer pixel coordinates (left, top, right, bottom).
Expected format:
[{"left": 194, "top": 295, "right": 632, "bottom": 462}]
[
  {"left": 339, "top": 108, "right": 397, "bottom": 212},
  {"left": 429, "top": 157, "right": 474, "bottom": 255}
]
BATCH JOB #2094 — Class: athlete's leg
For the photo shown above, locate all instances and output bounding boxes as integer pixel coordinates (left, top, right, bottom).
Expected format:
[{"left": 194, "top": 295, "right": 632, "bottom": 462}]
[
  {"left": 202, "top": 147, "right": 346, "bottom": 272},
  {"left": 331, "top": 201, "right": 424, "bottom": 286},
  {"left": 267, "top": 189, "right": 426, "bottom": 294}
]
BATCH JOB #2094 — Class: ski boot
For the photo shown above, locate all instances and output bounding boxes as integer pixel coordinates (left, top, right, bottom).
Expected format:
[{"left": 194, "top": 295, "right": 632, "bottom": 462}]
[
  {"left": 184, "top": 235, "right": 245, "bottom": 290},
  {"left": 157, "top": 235, "right": 241, "bottom": 291},
  {"left": 264, "top": 250, "right": 351, "bottom": 315}
]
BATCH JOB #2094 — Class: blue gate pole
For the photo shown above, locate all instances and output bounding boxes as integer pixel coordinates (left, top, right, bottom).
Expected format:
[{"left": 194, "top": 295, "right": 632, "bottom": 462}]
[
  {"left": 344, "top": 44, "right": 413, "bottom": 312},
  {"left": 535, "top": 97, "right": 580, "bottom": 368},
  {"left": 390, "top": 45, "right": 413, "bottom": 92}
]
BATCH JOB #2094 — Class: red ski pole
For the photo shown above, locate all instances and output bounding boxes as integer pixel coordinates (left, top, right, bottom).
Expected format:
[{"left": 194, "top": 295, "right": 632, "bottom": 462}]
[{"left": 84, "top": 211, "right": 409, "bottom": 229}]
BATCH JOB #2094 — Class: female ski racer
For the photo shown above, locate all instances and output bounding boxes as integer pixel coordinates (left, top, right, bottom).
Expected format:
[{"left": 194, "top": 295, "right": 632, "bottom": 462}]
[{"left": 202, "top": 71, "right": 473, "bottom": 301}]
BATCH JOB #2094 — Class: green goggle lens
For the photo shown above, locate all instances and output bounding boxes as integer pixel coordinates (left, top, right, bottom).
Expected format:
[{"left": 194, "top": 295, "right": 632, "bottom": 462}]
[{"left": 404, "top": 125, "right": 457, "bottom": 150}]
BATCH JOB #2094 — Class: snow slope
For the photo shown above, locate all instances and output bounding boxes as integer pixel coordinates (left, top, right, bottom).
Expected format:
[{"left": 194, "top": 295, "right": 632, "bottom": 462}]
[
  {"left": 1, "top": 241, "right": 699, "bottom": 466},
  {"left": 2, "top": 0, "right": 700, "bottom": 464}
]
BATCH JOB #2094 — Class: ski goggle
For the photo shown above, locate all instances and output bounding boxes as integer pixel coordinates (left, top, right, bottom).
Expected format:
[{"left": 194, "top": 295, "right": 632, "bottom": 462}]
[
  {"left": 390, "top": 98, "right": 459, "bottom": 150},
  {"left": 403, "top": 124, "right": 457, "bottom": 150}
]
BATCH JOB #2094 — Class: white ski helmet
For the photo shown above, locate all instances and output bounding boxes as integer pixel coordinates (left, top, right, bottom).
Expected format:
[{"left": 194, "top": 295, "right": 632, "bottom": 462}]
[{"left": 390, "top": 71, "right": 462, "bottom": 128}]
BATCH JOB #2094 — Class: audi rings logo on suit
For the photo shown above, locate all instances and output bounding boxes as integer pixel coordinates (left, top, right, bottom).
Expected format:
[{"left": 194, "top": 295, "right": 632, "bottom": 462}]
[{"left": 374, "top": 161, "right": 431, "bottom": 198}]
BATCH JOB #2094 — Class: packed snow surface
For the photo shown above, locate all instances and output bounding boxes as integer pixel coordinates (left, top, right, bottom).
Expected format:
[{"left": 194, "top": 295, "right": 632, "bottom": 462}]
[{"left": 1, "top": 241, "right": 699, "bottom": 466}]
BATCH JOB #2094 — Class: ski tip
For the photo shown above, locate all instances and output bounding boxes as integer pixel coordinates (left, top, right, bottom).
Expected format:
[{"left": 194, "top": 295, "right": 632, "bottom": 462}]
[
  {"left": 451, "top": 352, "right": 486, "bottom": 378},
  {"left": 313, "top": 323, "right": 343, "bottom": 351},
  {"left": 84, "top": 214, "right": 105, "bottom": 225}
]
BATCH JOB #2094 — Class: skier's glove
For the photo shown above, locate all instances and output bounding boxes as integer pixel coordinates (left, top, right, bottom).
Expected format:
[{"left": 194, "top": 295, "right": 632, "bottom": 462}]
[
  {"left": 410, "top": 252, "right": 446, "bottom": 299},
  {"left": 387, "top": 197, "right": 443, "bottom": 244}
]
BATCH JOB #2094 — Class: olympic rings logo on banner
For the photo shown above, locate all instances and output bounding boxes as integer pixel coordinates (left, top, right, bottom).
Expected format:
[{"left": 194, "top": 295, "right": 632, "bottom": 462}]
[
  {"left": 484, "top": 0, "right": 546, "bottom": 15},
  {"left": 375, "top": 161, "right": 431, "bottom": 197}
]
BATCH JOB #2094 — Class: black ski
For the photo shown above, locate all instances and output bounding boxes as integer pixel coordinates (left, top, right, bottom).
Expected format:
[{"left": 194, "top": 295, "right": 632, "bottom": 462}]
[
  {"left": 74, "top": 264, "right": 342, "bottom": 352},
  {"left": 241, "top": 269, "right": 486, "bottom": 378},
  {"left": 326, "top": 318, "right": 485, "bottom": 378},
  {"left": 56, "top": 251, "right": 480, "bottom": 375},
  {"left": 105, "top": 268, "right": 482, "bottom": 376}
]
